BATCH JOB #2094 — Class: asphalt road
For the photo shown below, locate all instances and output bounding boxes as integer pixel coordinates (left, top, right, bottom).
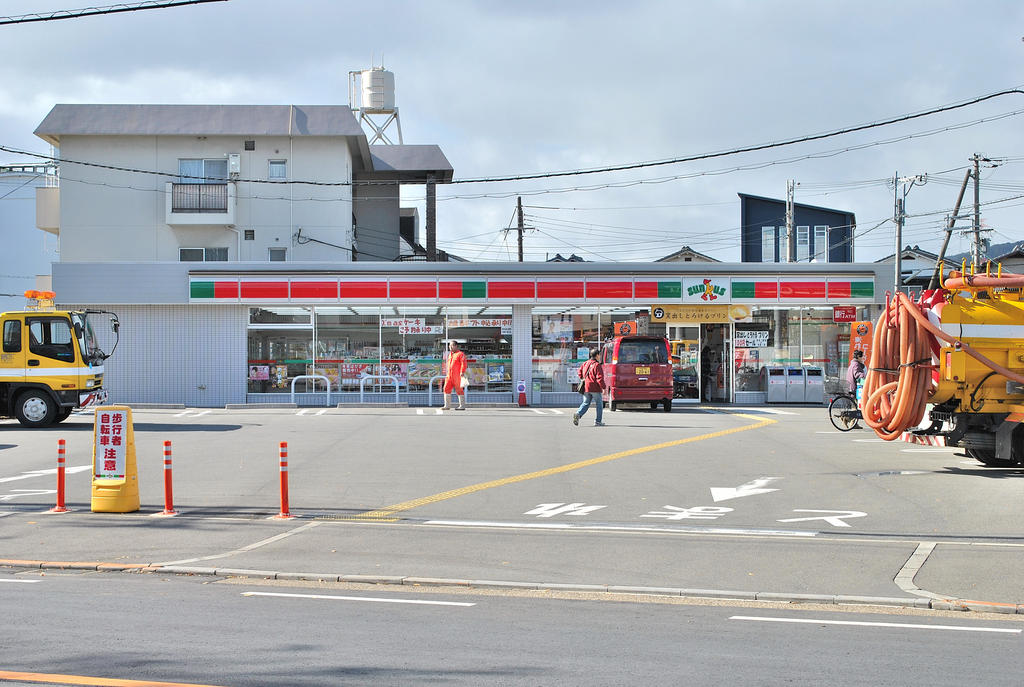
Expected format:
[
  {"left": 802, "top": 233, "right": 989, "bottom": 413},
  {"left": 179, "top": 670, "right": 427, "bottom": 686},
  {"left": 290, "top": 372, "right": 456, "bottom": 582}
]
[
  {"left": 1, "top": 570, "right": 1021, "bottom": 687},
  {"left": 1, "top": 405, "right": 1022, "bottom": 607}
]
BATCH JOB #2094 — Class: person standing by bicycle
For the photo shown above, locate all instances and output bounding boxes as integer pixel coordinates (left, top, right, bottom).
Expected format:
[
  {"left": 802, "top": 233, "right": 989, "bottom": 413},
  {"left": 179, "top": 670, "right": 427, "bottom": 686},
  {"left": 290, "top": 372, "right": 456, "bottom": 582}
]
[{"left": 846, "top": 349, "right": 866, "bottom": 394}]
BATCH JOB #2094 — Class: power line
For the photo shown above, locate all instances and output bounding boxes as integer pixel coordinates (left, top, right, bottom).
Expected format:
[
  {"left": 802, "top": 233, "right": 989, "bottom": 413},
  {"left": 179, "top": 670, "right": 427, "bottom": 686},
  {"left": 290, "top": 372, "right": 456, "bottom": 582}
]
[
  {"left": 0, "top": 0, "right": 227, "bottom": 25},
  {"left": 4, "top": 90, "right": 1022, "bottom": 193}
]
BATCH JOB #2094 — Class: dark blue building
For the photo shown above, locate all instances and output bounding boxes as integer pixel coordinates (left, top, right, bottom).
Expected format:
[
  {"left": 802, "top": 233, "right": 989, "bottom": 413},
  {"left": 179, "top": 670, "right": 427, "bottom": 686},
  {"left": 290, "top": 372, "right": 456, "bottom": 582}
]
[{"left": 739, "top": 193, "right": 855, "bottom": 263}]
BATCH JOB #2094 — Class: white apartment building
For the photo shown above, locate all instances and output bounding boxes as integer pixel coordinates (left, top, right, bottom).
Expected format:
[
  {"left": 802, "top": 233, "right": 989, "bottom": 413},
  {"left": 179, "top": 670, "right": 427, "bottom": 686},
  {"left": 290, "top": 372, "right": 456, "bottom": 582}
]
[{"left": 34, "top": 104, "right": 452, "bottom": 264}]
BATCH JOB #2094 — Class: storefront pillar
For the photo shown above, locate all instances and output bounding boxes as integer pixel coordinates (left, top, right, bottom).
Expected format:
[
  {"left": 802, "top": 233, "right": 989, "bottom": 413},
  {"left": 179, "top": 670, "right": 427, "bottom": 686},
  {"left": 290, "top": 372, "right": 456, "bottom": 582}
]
[{"left": 512, "top": 304, "right": 533, "bottom": 405}]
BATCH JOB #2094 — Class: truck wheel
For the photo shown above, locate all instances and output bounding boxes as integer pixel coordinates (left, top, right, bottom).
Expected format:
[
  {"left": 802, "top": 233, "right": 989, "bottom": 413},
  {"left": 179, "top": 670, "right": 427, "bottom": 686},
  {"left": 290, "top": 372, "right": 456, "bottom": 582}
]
[
  {"left": 15, "top": 390, "right": 57, "bottom": 428},
  {"left": 966, "top": 448, "right": 1016, "bottom": 468},
  {"left": 53, "top": 407, "right": 73, "bottom": 423},
  {"left": 663, "top": 398, "right": 672, "bottom": 413},
  {"left": 649, "top": 401, "right": 658, "bottom": 410}
]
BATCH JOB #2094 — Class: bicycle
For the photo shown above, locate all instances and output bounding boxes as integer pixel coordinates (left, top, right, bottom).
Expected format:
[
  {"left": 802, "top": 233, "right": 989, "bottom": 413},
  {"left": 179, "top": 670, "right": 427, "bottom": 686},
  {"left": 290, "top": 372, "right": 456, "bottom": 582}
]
[{"left": 828, "top": 391, "right": 862, "bottom": 431}]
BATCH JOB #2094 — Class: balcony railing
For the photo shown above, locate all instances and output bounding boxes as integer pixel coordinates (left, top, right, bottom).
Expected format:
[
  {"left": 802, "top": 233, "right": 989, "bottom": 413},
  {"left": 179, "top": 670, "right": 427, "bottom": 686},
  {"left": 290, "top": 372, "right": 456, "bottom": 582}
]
[
  {"left": 171, "top": 183, "right": 229, "bottom": 213},
  {"left": 165, "top": 182, "right": 235, "bottom": 225}
]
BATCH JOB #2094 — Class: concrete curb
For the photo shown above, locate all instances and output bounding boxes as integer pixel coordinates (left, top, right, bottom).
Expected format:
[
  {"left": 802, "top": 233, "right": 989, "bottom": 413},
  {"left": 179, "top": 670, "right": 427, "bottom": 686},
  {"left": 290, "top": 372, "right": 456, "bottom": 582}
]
[{"left": 2, "top": 559, "right": 1019, "bottom": 614}]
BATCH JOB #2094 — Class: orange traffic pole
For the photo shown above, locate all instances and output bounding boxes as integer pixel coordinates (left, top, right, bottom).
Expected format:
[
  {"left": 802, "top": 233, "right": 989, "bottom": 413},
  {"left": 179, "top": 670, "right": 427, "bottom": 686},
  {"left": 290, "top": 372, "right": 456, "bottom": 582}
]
[
  {"left": 162, "top": 440, "right": 177, "bottom": 515},
  {"left": 276, "top": 441, "right": 292, "bottom": 519},
  {"left": 49, "top": 439, "right": 68, "bottom": 513}
]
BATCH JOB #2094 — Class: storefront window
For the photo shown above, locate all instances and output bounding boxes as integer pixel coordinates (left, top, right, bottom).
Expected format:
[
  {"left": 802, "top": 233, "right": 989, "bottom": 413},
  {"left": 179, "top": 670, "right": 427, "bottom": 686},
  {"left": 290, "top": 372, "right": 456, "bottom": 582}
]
[
  {"left": 732, "top": 306, "right": 878, "bottom": 395},
  {"left": 314, "top": 307, "right": 380, "bottom": 392},
  {"left": 386, "top": 307, "right": 446, "bottom": 391},
  {"left": 247, "top": 307, "right": 312, "bottom": 393},
  {"left": 447, "top": 308, "right": 513, "bottom": 392},
  {"left": 531, "top": 308, "right": 601, "bottom": 392}
]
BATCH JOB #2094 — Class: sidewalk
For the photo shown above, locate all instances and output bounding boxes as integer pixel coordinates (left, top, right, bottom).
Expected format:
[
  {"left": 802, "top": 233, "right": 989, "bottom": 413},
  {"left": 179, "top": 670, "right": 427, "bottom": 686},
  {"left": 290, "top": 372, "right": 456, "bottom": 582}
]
[{"left": 1, "top": 509, "right": 1021, "bottom": 615}]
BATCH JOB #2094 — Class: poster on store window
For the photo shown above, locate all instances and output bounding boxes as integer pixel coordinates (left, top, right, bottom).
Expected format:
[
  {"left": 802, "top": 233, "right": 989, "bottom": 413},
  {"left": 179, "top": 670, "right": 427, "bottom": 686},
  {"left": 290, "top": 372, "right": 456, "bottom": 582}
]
[
  {"left": 248, "top": 365, "right": 270, "bottom": 381},
  {"left": 487, "top": 363, "right": 508, "bottom": 382},
  {"left": 407, "top": 360, "right": 442, "bottom": 386},
  {"left": 339, "top": 362, "right": 372, "bottom": 384},
  {"left": 375, "top": 362, "right": 408, "bottom": 386},
  {"left": 542, "top": 317, "right": 574, "bottom": 343},
  {"left": 306, "top": 364, "right": 339, "bottom": 389}
]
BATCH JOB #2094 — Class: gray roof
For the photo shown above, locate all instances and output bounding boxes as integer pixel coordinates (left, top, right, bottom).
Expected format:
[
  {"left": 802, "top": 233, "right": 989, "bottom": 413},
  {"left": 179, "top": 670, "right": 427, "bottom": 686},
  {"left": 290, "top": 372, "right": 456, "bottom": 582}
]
[
  {"left": 34, "top": 104, "right": 365, "bottom": 144},
  {"left": 363, "top": 145, "right": 454, "bottom": 183}
]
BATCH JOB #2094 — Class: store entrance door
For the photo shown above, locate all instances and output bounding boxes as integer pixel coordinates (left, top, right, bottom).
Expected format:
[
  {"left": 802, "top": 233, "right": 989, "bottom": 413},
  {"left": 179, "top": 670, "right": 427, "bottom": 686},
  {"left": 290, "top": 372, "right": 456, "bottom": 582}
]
[{"left": 699, "top": 323, "right": 731, "bottom": 403}]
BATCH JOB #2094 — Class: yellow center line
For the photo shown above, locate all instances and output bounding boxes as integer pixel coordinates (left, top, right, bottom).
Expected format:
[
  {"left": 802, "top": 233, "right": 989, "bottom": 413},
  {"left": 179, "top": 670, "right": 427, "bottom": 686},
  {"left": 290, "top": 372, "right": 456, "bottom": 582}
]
[
  {"left": 0, "top": 670, "right": 227, "bottom": 687},
  {"left": 354, "top": 413, "right": 775, "bottom": 520}
]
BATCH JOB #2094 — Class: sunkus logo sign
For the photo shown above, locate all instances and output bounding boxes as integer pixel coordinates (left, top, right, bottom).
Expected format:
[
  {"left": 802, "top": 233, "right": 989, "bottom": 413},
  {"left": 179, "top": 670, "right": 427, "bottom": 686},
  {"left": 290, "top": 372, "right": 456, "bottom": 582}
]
[{"left": 683, "top": 277, "right": 729, "bottom": 303}]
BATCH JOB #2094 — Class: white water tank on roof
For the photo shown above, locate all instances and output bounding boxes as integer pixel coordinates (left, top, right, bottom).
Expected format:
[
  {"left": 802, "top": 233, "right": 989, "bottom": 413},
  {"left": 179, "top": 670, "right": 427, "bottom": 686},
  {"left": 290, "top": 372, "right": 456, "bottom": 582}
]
[{"left": 360, "top": 68, "right": 396, "bottom": 113}]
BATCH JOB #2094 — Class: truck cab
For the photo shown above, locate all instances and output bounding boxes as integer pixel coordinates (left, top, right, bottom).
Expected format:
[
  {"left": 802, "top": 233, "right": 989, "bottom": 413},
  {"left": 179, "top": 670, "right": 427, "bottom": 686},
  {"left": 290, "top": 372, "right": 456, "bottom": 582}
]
[{"left": 0, "top": 291, "right": 116, "bottom": 427}]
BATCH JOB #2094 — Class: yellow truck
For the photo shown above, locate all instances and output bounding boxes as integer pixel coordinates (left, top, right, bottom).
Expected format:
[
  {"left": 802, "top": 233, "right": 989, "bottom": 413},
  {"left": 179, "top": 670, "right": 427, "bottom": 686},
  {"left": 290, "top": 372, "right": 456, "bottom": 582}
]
[{"left": 0, "top": 291, "right": 119, "bottom": 427}]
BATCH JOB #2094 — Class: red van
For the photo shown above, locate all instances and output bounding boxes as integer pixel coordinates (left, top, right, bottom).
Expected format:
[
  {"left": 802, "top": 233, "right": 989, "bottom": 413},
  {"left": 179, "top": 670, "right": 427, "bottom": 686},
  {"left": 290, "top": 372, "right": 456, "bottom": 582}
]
[{"left": 601, "top": 336, "right": 673, "bottom": 412}]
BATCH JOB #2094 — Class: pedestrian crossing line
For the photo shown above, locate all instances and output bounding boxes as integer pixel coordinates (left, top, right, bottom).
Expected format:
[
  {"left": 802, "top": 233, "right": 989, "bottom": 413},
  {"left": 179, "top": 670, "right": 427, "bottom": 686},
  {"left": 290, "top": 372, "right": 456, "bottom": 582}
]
[{"left": 351, "top": 412, "right": 776, "bottom": 520}]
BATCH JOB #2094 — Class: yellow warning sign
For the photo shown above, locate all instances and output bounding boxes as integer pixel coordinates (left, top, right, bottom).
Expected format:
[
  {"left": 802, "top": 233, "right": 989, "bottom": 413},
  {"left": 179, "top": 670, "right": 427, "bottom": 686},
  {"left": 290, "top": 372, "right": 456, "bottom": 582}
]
[{"left": 91, "top": 405, "right": 139, "bottom": 513}]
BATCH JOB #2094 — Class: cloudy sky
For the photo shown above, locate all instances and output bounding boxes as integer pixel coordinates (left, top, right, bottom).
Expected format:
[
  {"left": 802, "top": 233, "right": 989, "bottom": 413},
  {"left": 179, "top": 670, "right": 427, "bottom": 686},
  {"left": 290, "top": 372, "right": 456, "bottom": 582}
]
[{"left": 1, "top": 0, "right": 1023, "bottom": 279}]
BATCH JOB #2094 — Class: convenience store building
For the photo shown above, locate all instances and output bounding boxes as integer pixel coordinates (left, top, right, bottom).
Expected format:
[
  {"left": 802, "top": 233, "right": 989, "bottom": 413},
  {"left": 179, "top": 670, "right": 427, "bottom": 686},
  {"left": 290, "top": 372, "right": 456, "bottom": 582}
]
[{"left": 56, "top": 260, "right": 890, "bottom": 408}]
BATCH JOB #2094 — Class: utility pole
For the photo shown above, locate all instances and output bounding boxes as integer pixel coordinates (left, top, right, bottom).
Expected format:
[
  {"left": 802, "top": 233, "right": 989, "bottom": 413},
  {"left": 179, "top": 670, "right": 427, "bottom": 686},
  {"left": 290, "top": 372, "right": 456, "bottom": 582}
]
[
  {"left": 972, "top": 153, "right": 981, "bottom": 265},
  {"left": 502, "top": 197, "right": 534, "bottom": 262},
  {"left": 785, "top": 180, "right": 794, "bottom": 263},
  {"left": 893, "top": 173, "right": 927, "bottom": 293},
  {"left": 894, "top": 171, "right": 903, "bottom": 294},
  {"left": 425, "top": 174, "right": 436, "bottom": 261},
  {"left": 516, "top": 196, "right": 525, "bottom": 262}
]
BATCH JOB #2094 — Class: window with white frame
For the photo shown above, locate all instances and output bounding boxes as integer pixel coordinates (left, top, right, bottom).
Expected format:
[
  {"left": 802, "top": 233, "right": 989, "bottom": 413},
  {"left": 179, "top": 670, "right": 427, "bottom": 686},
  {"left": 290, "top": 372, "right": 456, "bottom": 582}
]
[
  {"left": 796, "top": 226, "right": 809, "bottom": 262},
  {"left": 179, "top": 247, "right": 228, "bottom": 262},
  {"left": 268, "top": 160, "right": 287, "bottom": 180},
  {"left": 813, "top": 226, "right": 828, "bottom": 262},
  {"left": 761, "top": 227, "right": 775, "bottom": 263},
  {"left": 268, "top": 247, "right": 287, "bottom": 262},
  {"left": 178, "top": 158, "right": 228, "bottom": 184}
]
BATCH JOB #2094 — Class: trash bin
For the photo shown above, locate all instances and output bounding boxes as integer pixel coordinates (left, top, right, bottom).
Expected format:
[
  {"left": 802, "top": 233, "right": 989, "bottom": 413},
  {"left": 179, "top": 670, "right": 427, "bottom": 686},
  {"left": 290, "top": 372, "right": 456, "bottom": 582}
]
[
  {"left": 803, "top": 367, "right": 824, "bottom": 404},
  {"left": 786, "top": 367, "right": 805, "bottom": 402},
  {"left": 764, "top": 366, "right": 787, "bottom": 403}
]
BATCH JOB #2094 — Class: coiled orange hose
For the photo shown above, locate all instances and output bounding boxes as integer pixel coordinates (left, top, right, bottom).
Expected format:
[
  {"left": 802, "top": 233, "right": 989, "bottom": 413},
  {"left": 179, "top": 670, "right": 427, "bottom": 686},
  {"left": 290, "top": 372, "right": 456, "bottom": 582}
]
[{"left": 862, "top": 272, "right": 1024, "bottom": 441}]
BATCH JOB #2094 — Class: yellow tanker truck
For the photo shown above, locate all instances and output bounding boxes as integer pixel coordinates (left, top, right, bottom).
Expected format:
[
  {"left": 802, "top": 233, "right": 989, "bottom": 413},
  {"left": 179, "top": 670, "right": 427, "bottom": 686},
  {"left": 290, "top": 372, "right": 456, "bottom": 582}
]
[
  {"left": 863, "top": 264, "right": 1024, "bottom": 467},
  {"left": 0, "top": 290, "right": 119, "bottom": 428}
]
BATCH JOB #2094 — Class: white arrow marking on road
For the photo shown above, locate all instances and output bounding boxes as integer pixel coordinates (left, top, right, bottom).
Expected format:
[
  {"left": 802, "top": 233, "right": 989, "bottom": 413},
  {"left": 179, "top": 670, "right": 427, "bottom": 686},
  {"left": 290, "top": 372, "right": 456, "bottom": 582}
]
[
  {"left": 524, "top": 502, "right": 607, "bottom": 518},
  {"left": 0, "top": 466, "right": 90, "bottom": 484},
  {"left": 242, "top": 591, "right": 475, "bottom": 607},
  {"left": 710, "top": 477, "right": 780, "bottom": 502},
  {"left": 730, "top": 616, "right": 1020, "bottom": 634},
  {"left": 777, "top": 509, "right": 867, "bottom": 527}
]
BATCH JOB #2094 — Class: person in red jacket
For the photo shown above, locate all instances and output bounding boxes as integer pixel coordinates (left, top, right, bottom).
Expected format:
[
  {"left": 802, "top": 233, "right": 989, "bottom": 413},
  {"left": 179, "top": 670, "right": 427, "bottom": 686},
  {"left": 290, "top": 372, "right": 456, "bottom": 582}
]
[
  {"left": 442, "top": 339, "right": 468, "bottom": 410},
  {"left": 572, "top": 348, "right": 606, "bottom": 427}
]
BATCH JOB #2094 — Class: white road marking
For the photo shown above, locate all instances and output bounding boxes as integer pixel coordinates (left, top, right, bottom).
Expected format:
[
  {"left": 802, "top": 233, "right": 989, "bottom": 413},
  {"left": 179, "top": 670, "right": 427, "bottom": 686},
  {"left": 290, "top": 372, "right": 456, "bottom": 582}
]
[
  {"left": 423, "top": 519, "right": 816, "bottom": 537},
  {"left": 548, "top": 409, "right": 564, "bottom": 415},
  {"left": 901, "top": 448, "right": 956, "bottom": 453},
  {"left": 416, "top": 409, "right": 424, "bottom": 415},
  {"left": 192, "top": 410, "right": 211, "bottom": 417},
  {"left": 155, "top": 521, "right": 322, "bottom": 566},
  {"left": 710, "top": 477, "right": 780, "bottom": 502},
  {"left": 296, "top": 409, "right": 310, "bottom": 416},
  {"left": 173, "top": 410, "right": 192, "bottom": 418},
  {"left": 435, "top": 409, "right": 443, "bottom": 415},
  {"left": 242, "top": 591, "right": 475, "bottom": 607},
  {"left": 315, "top": 409, "right": 326, "bottom": 416},
  {"left": 853, "top": 439, "right": 887, "bottom": 443},
  {"left": 729, "top": 615, "right": 1021, "bottom": 634},
  {"left": 0, "top": 578, "right": 40, "bottom": 584},
  {"left": 0, "top": 466, "right": 90, "bottom": 484},
  {"left": 530, "top": 409, "right": 545, "bottom": 415}
]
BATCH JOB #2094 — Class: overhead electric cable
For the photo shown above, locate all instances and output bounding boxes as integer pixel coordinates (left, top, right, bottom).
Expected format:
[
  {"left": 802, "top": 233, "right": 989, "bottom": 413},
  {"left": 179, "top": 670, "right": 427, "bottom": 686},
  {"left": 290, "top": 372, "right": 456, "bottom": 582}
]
[{"left": 0, "top": 0, "right": 227, "bottom": 25}]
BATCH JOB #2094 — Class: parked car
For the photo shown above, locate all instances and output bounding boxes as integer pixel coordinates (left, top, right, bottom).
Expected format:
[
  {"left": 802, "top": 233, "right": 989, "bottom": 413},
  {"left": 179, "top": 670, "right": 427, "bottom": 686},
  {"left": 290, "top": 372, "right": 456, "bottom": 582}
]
[{"left": 601, "top": 336, "right": 673, "bottom": 412}]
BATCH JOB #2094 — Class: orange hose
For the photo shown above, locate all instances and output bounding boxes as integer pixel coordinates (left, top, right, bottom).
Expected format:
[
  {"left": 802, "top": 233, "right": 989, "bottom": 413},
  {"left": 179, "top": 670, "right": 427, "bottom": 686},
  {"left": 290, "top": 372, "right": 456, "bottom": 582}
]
[{"left": 862, "top": 278, "right": 1024, "bottom": 441}]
